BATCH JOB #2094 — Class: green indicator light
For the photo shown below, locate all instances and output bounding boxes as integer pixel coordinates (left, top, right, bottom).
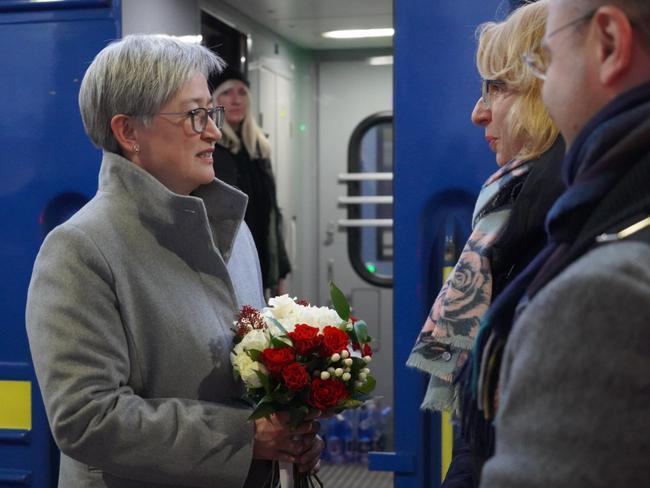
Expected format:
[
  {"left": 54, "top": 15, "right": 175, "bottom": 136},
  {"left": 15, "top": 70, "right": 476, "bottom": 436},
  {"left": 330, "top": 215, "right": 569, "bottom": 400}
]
[
  {"left": 366, "top": 263, "right": 377, "bottom": 273},
  {"left": 299, "top": 123, "right": 307, "bottom": 132}
]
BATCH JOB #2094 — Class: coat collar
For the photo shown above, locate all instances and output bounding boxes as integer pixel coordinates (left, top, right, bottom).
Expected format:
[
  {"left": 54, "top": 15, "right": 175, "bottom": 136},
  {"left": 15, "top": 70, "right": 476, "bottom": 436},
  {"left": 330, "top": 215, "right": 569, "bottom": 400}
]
[{"left": 98, "top": 151, "right": 248, "bottom": 261}]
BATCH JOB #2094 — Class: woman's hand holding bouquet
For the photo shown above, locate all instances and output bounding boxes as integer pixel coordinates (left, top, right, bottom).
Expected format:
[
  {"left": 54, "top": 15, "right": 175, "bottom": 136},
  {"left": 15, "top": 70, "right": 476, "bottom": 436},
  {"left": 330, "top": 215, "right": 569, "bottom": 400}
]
[{"left": 231, "top": 283, "right": 376, "bottom": 487}]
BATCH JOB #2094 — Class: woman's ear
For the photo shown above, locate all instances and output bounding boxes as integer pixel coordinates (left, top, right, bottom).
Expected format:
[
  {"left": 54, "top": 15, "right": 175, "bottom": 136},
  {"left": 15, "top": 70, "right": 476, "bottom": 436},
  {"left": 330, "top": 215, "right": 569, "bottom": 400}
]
[{"left": 110, "top": 114, "right": 140, "bottom": 159}]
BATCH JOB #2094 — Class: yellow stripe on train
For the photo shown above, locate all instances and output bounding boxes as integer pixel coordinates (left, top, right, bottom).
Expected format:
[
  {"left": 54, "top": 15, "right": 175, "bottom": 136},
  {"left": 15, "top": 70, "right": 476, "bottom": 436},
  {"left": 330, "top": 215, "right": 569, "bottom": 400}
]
[{"left": 0, "top": 380, "right": 31, "bottom": 430}]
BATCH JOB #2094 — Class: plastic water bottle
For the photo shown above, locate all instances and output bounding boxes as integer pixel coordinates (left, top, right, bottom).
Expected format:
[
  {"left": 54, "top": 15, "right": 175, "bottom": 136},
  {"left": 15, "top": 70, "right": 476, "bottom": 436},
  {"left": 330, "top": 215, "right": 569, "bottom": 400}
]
[
  {"left": 341, "top": 410, "right": 357, "bottom": 463},
  {"left": 325, "top": 415, "right": 344, "bottom": 464},
  {"left": 357, "top": 405, "right": 375, "bottom": 465}
]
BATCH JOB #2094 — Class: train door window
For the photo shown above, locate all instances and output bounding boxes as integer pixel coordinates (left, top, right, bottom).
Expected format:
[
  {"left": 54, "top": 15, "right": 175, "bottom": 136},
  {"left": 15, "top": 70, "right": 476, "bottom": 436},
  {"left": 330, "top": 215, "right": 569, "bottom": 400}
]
[
  {"left": 345, "top": 112, "right": 393, "bottom": 287},
  {"left": 201, "top": 11, "right": 248, "bottom": 83}
]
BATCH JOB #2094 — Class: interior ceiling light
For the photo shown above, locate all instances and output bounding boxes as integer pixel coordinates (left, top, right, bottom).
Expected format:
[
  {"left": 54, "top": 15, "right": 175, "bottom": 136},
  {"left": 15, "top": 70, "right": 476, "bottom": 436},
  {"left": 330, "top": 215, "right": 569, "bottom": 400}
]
[
  {"left": 322, "top": 28, "right": 394, "bottom": 39},
  {"left": 368, "top": 56, "right": 394, "bottom": 66},
  {"left": 176, "top": 35, "right": 203, "bottom": 44}
]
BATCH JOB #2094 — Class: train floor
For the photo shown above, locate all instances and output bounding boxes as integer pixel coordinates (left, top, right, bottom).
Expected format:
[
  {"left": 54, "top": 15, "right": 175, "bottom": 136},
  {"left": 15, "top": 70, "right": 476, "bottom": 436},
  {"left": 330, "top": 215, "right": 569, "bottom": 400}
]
[{"left": 318, "top": 463, "right": 393, "bottom": 488}]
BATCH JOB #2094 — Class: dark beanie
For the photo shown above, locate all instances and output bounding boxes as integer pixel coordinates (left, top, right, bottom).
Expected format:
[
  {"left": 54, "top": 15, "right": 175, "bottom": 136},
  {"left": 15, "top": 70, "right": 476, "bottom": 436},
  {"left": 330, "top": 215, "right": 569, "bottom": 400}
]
[{"left": 209, "top": 66, "right": 250, "bottom": 91}]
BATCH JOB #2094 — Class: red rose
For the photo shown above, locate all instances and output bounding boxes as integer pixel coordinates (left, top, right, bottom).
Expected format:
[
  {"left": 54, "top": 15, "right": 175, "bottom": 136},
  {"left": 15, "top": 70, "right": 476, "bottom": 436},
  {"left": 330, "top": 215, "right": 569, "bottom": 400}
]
[
  {"left": 261, "top": 347, "right": 295, "bottom": 375},
  {"left": 308, "top": 378, "right": 349, "bottom": 410},
  {"left": 288, "top": 324, "right": 321, "bottom": 355},
  {"left": 321, "top": 326, "right": 349, "bottom": 356},
  {"left": 281, "top": 362, "right": 310, "bottom": 390}
]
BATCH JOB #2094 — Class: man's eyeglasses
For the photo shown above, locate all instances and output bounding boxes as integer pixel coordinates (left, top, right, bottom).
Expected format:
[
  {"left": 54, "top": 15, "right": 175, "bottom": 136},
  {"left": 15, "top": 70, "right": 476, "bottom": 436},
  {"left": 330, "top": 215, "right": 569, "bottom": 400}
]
[
  {"left": 481, "top": 79, "right": 507, "bottom": 108},
  {"left": 522, "top": 10, "right": 596, "bottom": 81},
  {"left": 522, "top": 52, "right": 549, "bottom": 81},
  {"left": 546, "top": 9, "right": 596, "bottom": 40},
  {"left": 158, "top": 106, "right": 225, "bottom": 133}
]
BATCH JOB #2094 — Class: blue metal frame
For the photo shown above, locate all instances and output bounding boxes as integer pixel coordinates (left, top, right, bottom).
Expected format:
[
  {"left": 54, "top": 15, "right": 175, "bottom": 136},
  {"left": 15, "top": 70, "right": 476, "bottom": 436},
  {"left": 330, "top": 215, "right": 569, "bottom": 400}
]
[
  {"left": 376, "top": 0, "right": 502, "bottom": 486},
  {"left": 0, "top": 0, "right": 110, "bottom": 12},
  {"left": 0, "top": 2, "right": 120, "bottom": 485}
]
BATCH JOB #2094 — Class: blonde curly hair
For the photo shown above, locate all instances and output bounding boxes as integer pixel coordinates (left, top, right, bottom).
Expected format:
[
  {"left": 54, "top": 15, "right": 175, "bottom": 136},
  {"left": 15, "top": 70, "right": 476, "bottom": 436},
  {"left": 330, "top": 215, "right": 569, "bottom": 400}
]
[{"left": 476, "top": 0, "right": 559, "bottom": 161}]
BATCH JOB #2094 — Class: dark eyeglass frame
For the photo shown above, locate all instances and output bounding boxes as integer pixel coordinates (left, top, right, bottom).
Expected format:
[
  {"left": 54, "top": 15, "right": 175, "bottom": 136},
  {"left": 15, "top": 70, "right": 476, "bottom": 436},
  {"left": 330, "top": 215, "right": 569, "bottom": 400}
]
[
  {"left": 158, "top": 106, "right": 225, "bottom": 133},
  {"left": 481, "top": 79, "right": 507, "bottom": 108},
  {"left": 546, "top": 9, "right": 596, "bottom": 39}
]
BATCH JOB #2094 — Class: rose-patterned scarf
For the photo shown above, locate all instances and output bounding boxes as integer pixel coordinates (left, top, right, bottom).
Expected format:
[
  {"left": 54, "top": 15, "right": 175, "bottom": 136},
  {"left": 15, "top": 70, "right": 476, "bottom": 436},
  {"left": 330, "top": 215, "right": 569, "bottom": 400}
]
[{"left": 406, "top": 158, "right": 531, "bottom": 411}]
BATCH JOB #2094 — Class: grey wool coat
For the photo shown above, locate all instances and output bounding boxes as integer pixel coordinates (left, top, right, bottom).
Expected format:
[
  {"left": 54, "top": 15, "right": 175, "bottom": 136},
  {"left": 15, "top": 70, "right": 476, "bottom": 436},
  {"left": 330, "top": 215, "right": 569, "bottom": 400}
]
[
  {"left": 26, "top": 152, "right": 272, "bottom": 487},
  {"left": 480, "top": 242, "right": 650, "bottom": 487}
]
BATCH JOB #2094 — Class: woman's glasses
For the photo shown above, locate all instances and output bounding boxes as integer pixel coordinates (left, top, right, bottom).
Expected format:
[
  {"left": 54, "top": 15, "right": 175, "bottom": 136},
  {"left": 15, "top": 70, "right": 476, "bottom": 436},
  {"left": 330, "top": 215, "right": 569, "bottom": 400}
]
[
  {"left": 481, "top": 79, "right": 507, "bottom": 108},
  {"left": 158, "top": 106, "right": 225, "bottom": 133}
]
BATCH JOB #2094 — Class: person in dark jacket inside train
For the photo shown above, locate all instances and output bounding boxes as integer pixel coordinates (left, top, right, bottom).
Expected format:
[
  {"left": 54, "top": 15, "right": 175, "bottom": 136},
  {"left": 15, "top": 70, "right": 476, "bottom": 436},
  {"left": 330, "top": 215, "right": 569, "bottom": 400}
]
[
  {"left": 480, "top": 0, "right": 650, "bottom": 486},
  {"left": 25, "top": 34, "right": 322, "bottom": 488},
  {"left": 407, "top": 2, "right": 565, "bottom": 486},
  {"left": 211, "top": 68, "right": 292, "bottom": 297}
]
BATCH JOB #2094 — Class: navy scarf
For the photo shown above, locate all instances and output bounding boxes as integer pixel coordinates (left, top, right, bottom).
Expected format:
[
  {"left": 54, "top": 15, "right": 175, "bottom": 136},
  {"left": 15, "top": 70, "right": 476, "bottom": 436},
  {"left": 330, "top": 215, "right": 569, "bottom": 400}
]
[{"left": 460, "top": 81, "right": 650, "bottom": 453}]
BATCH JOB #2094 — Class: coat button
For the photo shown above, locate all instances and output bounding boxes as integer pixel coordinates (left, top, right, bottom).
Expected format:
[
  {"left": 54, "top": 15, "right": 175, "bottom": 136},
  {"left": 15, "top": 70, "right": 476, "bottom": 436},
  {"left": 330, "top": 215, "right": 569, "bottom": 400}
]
[{"left": 441, "top": 351, "right": 452, "bottom": 362}]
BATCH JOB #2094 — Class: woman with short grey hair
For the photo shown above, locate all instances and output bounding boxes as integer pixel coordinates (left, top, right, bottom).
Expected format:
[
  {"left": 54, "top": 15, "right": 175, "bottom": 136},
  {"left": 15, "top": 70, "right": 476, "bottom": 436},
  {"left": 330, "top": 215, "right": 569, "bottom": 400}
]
[{"left": 26, "top": 34, "right": 322, "bottom": 488}]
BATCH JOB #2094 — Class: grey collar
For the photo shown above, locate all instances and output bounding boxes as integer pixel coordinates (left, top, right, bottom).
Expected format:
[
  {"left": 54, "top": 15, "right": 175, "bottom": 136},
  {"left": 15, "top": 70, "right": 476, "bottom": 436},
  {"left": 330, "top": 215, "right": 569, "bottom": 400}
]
[{"left": 98, "top": 151, "right": 248, "bottom": 260}]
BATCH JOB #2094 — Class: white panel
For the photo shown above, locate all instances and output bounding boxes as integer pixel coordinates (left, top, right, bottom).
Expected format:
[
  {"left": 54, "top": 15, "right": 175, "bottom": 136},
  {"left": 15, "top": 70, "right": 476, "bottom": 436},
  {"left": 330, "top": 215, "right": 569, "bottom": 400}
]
[
  {"left": 122, "top": 0, "right": 200, "bottom": 36},
  {"left": 275, "top": 74, "right": 292, "bottom": 203},
  {"left": 317, "top": 59, "right": 393, "bottom": 444},
  {"left": 258, "top": 67, "right": 277, "bottom": 166}
]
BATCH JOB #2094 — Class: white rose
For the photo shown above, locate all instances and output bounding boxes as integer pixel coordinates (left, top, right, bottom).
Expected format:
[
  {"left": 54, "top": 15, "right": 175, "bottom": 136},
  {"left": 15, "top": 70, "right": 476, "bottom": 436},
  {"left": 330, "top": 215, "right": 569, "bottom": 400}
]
[
  {"left": 239, "top": 328, "right": 270, "bottom": 352},
  {"left": 266, "top": 294, "right": 300, "bottom": 320},
  {"left": 295, "top": 306, "right": 342, "bottom": 330},
  {"left": 231, "top": 351, "right": 267, "bottom": 388},
  {"left": 315, "top": 306, "right": 345, "bottom": 328}
]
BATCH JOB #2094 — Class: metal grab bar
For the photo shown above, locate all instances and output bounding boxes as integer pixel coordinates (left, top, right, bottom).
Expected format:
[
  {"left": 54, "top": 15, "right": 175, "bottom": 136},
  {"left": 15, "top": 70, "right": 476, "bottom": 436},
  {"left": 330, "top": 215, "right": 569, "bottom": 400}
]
[
  {"left": 337, "top": 196, "right": 393, "bottom": 205},
  {"left": 338, "top": 172, "right": 393, "bottom": 181},
  {"left": 337, "top": 219, "right": 393, "bottom": 228}
]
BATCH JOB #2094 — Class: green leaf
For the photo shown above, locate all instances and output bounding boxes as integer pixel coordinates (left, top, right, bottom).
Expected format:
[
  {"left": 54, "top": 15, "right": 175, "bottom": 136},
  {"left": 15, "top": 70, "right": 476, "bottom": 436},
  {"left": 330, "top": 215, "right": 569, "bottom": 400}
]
[
  {"left": 346, "top": 326, "right": 359, "bottom": 346},
  {"left": 254, "top": 369, "right": 271, "bottom": 394},
  {"left": 247, "top": 349, "right": 262, "bottom": 362},
  {"left": 353, "top": 320, "right": 370, "bottom": 344},
  {"left": 349, "top": 357, "right": 366, "bottom": 372},
  {"left": 337, "top": 398, "right": 364, "bottom": 410},
  {"left": 270, "top": 336, "right": 292, "bottom": 348},
  {"left": 329, "top": 282, "right": 350, "bottom": 321},
  {"left": 356, "top": 375, "right": 376, "bottom": 395},
  {"left": 248, "top": 403, "right": 277, "bottom": 421},
  {"left": 271, "top": 388, "right": 295, "bottom": 405}
]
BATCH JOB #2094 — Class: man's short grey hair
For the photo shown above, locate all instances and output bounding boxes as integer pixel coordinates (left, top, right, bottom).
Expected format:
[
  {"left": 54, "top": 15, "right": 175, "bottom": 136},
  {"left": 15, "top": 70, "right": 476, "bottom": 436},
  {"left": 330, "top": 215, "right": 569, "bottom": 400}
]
[{"left": 79, "top": 34, "right": 224, "bottom": 153}]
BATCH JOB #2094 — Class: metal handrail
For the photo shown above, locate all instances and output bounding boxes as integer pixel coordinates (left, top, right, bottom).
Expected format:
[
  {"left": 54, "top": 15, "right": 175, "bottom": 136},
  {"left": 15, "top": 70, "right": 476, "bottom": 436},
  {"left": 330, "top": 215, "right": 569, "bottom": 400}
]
[
  {"left": 338, "top": 196, "right": 393, "bottom": 205},
  {"left": 338, "top": 172, "right": 393, "bottom": 181},
  {"left": 337, "top": 219, "right": 393, "bottom": 228}
]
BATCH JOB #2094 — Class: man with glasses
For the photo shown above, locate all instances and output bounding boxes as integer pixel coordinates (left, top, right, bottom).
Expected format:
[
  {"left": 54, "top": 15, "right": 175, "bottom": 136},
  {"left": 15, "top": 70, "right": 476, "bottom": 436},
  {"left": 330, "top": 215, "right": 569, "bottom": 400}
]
[{"left": 480, "top": 1, "right": 650, "bottom": 486}]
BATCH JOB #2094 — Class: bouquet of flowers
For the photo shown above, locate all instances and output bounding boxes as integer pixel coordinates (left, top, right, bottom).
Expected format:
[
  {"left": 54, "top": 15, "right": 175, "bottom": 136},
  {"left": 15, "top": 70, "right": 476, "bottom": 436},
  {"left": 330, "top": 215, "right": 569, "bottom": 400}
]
[{"left": 231, "top": 282, "right": 376, "bottom": 487}]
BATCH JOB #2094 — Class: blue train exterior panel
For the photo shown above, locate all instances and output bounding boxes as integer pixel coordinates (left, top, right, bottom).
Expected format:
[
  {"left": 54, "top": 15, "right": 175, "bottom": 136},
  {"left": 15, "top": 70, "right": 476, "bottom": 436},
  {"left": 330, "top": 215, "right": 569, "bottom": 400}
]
[
  {"left": 0, "top": 2, "right": 120, "bottom": 485},
  {"left": 390, "top": 0, "right": 502, "bottom": 486}
]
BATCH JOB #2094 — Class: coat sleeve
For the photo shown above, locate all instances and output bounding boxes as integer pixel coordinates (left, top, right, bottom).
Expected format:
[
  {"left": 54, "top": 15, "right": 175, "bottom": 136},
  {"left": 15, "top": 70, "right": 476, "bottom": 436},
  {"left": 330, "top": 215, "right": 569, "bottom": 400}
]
[
  {"left": 480, "top": 242, "right": 650, "bottom": 488},
  {"left": 26, "top": 223, "right": 258, "bottom": 488}
]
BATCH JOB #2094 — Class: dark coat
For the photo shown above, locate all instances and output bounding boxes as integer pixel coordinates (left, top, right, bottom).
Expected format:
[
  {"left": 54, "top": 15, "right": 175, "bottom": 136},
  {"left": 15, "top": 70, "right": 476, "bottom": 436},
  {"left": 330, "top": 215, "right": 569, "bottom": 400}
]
[
  {"left": 213, "top": 143, "right": 291, "bottom": 291},
  {"left": 443, "top": 138, "right": 566, "bottom": 488}
]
